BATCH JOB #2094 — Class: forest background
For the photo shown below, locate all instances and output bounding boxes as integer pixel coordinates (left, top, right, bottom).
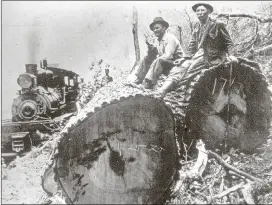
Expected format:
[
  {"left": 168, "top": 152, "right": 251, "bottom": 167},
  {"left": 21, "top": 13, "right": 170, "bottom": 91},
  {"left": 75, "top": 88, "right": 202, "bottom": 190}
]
[{"left": 2, "top": 1, "right": 272, "bottom": 119}]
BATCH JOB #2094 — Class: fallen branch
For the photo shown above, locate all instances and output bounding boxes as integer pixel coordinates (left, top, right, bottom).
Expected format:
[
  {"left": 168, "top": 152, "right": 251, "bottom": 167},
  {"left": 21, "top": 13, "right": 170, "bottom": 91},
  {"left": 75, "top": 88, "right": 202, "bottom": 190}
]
[
  {"left": 216, "top": 182, "right": 245, "bottom": 198},
  {"left": 216, "top": 13, "right": 272, "bottom": 23},
  {"left": 171, "top": 140, "right": 265, "bottom": 204},
  {"left": 207, "top": 151, "right": 263, "bottom": 183},
  {"left": 171, "top": 140, "right": 208, "bottom": 195},
  {"left": 188, "top": 140, "right": 208, "bottom": 177},
  {"left": 206, "top": 182, "right": 245, "bottom": 203},
  {"left": 202, "top": 181, "right": 255, "bottom": 204},
  {"left": 229, "top": 170, "right": 246, "bottom": 179},
  {"left": 180, "top": 159, "right": 196, "bottom": 165},
  {"left": 253, "top": 44, "right": 272, "bottom": 55}
]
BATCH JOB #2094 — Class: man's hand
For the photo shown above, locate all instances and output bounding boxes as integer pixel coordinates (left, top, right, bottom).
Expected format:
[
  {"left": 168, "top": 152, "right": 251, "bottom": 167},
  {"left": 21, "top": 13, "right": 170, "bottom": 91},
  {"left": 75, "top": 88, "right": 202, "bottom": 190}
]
[
  {"left": 173, "top": 58, "right": 186, "bottom": 65},
  {"left": 146, "top": 41, "right": 156, "bottom": 50},
  {"left": 226, "top": 55, "right": 238, "bottom": 64}
]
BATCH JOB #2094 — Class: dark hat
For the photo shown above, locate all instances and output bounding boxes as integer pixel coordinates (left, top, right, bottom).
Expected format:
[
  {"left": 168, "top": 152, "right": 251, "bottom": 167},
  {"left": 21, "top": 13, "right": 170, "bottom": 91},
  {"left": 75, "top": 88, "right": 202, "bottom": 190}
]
[
  {"left": 192, "top": 3, "right": 213, "bottom": 13},
  {"left": 149, "top": 17, "right": 169, "bottom": 30}
]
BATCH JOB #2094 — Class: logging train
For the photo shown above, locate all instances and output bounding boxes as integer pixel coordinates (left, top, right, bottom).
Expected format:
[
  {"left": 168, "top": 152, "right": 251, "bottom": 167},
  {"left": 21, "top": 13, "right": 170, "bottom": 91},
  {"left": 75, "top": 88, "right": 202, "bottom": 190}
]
[
  {"left": 12, "top": 59, "right": 80, "bottom": 122},
  {"left": 2, "top": 59, "right": 80, "bottom": 155}
]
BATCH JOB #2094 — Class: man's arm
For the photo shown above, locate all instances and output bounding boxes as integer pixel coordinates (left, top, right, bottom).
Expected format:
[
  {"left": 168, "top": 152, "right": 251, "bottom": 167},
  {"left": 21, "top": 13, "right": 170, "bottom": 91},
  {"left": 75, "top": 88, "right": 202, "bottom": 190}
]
[
  {"left": 219, "top": 23, "right": 235, "bottom": 55},
  {"left": 146, "top": 41, "right": 158, "bottom": 58},
  {"left": 219, "top": 23, "right": 238, "bottom": 63}
]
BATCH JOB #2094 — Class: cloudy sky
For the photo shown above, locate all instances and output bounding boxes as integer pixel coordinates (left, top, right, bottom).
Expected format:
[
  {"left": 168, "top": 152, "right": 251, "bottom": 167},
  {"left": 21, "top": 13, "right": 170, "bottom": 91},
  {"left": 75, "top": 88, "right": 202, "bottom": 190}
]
[{"left": 1, "top": 1, "right": 268, "bottom": 119}]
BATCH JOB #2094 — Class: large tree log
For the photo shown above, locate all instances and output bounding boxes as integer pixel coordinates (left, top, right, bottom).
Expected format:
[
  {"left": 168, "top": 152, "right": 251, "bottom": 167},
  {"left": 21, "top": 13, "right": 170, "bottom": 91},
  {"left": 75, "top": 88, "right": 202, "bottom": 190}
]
[
  {"left": 55, "top": 96, "right": 178, "bottom": 204},
  {"left": 43, "top": 58, "right": 271, "bottom": 204}
]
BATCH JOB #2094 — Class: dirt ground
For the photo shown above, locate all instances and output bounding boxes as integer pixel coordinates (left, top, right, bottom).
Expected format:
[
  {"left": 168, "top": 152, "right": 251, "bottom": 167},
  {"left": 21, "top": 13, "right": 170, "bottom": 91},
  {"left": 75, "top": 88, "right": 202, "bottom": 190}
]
[{"left": 1, "top": 135, "right": 60, "bottom": 204}]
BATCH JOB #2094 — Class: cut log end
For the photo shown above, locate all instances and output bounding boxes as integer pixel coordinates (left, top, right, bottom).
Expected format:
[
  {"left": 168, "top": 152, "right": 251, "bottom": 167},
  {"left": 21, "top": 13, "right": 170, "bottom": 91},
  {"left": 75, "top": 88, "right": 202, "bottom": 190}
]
[{"left": 56, "top": 96, "right": 178, "bottom": 204}]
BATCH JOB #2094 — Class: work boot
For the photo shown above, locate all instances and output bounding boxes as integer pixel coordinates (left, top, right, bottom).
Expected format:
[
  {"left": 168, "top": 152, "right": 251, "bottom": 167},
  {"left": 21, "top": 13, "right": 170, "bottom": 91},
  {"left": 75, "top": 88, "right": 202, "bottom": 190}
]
[
  {"left": 127, "top": 74, "right": 141, "bottom": 84},
  {"left": 143, "top": 79, "right": 154, "bottom": 89},
  {"left": 155, "top": 80, "right": 175, "bottom": 98}
]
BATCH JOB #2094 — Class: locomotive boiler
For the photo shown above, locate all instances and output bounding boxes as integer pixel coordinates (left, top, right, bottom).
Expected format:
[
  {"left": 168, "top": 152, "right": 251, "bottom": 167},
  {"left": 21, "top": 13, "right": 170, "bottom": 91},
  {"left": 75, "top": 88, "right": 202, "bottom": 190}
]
[{"left": 12, "top": 59, "right": 80, "bottom": 122}]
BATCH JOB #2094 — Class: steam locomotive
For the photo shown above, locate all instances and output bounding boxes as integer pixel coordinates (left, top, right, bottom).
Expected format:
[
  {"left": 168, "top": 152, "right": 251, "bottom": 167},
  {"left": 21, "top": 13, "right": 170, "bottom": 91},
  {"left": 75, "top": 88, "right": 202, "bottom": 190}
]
[
  {"left": 12, "top": 59, "right": 80, "bottom": 122},
  {"left": 2, "top": 59, "right": 81, "bottom": 156}
]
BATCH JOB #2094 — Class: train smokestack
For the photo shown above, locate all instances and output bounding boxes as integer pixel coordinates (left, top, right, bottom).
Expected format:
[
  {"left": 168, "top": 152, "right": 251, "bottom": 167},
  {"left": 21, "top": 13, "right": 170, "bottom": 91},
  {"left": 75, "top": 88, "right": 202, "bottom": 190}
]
[
  {"left": 43, "top": 59, "right": 47, "bottom": 69},
  {"left": 25, "top": 64, "right": 37, "bottom": 75}
]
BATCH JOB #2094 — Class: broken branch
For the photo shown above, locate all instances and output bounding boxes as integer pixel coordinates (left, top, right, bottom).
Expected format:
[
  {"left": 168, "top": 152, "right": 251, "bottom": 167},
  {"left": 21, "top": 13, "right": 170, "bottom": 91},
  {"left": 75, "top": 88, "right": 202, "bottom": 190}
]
[
  {"left": 207, "top": 150, "right": 263, "bottom": 183},
  {"left": 213, "top": 182, "right": 245, "bottom": 199},
  {"left": 130, "top": 6, "right": 140, "bottom": 74}
]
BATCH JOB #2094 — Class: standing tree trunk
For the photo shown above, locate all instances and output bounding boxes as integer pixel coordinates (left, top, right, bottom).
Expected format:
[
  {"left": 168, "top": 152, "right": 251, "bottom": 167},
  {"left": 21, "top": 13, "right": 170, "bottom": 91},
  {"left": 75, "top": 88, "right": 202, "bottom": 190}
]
[
  {"left": 177, "top": 26, "right": 187, "bottom": 52},
  {"left": 130, "top": 6, "right": 140, "bottom": 74}
]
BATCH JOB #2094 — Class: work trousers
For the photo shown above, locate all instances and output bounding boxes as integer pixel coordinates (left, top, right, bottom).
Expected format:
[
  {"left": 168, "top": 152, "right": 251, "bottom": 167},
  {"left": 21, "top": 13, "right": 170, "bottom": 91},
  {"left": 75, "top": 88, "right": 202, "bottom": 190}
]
[
  {"left": 165, "top": 55, "right": 206, "bottom": 85},
  {"left": 132, "top": 55, "right": 175, "bottom": 85}
]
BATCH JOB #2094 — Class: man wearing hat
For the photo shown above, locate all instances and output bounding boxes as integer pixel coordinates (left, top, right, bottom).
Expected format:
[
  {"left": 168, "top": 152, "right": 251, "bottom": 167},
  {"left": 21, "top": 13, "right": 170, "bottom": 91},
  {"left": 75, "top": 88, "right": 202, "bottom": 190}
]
[
  {"left": 128, "top": 17, "right": 183, "bottom": 89},
  {"left": 156, "top": 3, "right": 237, "bottom": 97}
]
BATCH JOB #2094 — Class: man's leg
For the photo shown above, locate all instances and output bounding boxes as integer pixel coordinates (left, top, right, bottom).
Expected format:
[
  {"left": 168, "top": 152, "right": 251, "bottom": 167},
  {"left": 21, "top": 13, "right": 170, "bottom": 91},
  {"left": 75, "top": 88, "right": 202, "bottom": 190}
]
[
  {"left": 155, "top": 60, "right": 192, "bottom": 96},
  {"left": 155, "top": 56, "right": 207, "bottom": 96},
  {"left": 128, "top": 55, "right": 156, "bottom": 84},
  {"left": 143, "top": 58, "right": 174, "bottom": 89}
]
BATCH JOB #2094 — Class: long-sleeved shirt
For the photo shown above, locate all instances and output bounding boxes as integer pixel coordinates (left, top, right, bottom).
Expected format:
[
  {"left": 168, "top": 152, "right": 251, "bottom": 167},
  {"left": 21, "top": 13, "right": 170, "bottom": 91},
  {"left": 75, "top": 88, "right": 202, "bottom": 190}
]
[
  {"left": 154, "top": 32, "right": 183, "bottom": 60},
  {"left": 184, "top": 18, "right": 234, "bottom": 64}
]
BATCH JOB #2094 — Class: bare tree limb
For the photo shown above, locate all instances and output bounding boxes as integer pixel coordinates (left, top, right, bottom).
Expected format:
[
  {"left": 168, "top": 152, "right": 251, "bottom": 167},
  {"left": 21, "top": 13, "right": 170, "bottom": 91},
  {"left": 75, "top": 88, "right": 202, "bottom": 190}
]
[
  {"left": 130, "top": 6, "right": 140, "bottom": 74},
  {"left": 132, "top": 6, "right": 140, "bottom": 62},
  {"left": 171, "top": 25, "right": 187, "bottom": 51},
  {"left": 185, "top": 9, "right": 193, "bottom": 33},
  {"left": 215, "top": 13, "right": 272, "bottom": 23},
  {"left": 252, "top": 19, "right": 259, "bottom": 45}
]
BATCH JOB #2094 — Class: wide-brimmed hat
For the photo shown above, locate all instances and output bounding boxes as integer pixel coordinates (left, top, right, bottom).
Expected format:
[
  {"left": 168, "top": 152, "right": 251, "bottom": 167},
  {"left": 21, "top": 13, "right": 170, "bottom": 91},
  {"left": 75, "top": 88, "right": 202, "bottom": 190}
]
[
  {"left": 192, "top": 3, "right": 213, "bottom": 13},
  {"left": 149, "top": 17, "right": 169, "bottom": 30}
]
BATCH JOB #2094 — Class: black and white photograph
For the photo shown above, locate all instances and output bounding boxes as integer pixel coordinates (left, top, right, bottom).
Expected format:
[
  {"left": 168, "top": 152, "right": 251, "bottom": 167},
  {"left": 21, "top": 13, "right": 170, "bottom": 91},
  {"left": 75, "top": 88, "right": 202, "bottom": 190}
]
[{"left": 2, "top": 1, "right": 272, "bottom": 204}]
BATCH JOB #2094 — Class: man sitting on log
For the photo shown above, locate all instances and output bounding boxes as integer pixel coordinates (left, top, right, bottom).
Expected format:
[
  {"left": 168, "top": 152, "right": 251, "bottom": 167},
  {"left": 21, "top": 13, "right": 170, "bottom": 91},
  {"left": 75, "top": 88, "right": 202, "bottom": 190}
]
[
  {"left": 156, "top": 3, "right": 238, "bottom": 97},
  {"left": 128, "top": 17, "right": 184, "bottom": 89}
]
